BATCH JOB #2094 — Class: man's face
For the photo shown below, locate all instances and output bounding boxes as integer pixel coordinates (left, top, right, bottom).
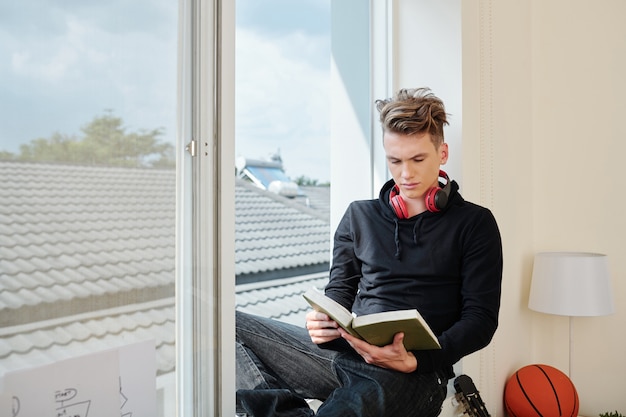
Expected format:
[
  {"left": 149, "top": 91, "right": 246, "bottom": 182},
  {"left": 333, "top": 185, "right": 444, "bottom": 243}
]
[{"left": 383, "top": 131, "right": 448, "bottom": 202}]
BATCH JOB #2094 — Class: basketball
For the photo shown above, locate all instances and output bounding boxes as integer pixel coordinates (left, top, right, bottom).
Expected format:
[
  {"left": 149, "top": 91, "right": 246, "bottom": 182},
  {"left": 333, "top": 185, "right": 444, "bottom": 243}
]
[{"left": 504, "top": 364, "right": 579, "bottom": 417}]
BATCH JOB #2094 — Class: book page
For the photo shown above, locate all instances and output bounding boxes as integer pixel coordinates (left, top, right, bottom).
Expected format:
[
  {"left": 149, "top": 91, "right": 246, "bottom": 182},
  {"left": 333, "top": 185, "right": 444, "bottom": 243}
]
[
  {"left": 352, "top": 310, "right": 441, "bottom": 350},
  {"left": 302, "top": 288, "right": 356, "bottom": 334}
]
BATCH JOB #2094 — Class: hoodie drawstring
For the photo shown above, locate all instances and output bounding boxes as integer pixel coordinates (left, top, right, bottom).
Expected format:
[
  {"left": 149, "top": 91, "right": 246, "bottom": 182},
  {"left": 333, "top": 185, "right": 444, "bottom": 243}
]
[
  {"left": 412, "top": 217, "right": 423, "bottom": 246},
  {"left": 393, "top": 218, "right": 401, "bottom": 259},
  {"left": 394, "top": 217, "right": 423, "bottom": 259}
]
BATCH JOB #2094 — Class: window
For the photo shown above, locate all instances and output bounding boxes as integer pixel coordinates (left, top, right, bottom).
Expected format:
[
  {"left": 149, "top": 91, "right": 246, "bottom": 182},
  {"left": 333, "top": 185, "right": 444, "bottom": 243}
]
[{"left": 0, "top": 2, "right": 178, "bottom": 415}]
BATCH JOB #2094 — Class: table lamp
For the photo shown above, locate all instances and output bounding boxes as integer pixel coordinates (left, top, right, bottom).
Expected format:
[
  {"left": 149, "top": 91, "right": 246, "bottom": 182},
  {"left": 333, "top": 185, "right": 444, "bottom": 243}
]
[{"left": 528, "top": 251, "right": 614, "bottom": 376}]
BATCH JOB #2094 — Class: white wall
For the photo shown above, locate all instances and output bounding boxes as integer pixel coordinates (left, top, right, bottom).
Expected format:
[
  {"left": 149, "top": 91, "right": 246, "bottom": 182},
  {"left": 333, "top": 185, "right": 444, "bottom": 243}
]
[
  {"left": 394, "top": 0, "right": 463, "bottom": 185},
  {"left": 330, "top": 0, "right": 373, "bottom": 236}
]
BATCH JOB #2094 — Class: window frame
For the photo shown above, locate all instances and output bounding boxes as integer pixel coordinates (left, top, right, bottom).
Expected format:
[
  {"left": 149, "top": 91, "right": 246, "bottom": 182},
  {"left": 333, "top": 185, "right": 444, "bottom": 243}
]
[{"left": 175, "top": 0, "right": 236, "bottom": 415}]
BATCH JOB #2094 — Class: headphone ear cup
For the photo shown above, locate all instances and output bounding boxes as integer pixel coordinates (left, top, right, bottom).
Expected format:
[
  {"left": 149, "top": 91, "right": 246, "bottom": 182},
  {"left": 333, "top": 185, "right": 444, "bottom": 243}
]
[
  {"left": 390, "top": 194, "right": 408, "bottom": 219},
  {"left": 434, "top": 188, "right": 449, "bottom": 211},
  {"left": 389, "top": 191, "right": 409, "bottom": 219},
  {"left": 425, "top": 170, "right": 452, "bottom": 212},
  {"left": 425, "top": 187, "right": 443, "bottom": 212}
]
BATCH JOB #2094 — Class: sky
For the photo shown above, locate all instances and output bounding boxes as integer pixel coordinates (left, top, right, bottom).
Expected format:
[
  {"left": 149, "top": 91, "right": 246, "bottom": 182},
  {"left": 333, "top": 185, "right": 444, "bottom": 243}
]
[
  {"left": 0, "top": 0, "right": 331, "bottom": 182},
  {"left": 235, "top": 0, "right": 331, "bottom": 182}
]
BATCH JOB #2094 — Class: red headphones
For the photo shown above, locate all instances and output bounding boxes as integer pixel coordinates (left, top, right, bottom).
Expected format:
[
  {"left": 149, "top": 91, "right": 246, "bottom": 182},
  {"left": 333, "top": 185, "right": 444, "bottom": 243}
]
[{"left": 389, "top": 170, "right": 451, "bottom": 218}]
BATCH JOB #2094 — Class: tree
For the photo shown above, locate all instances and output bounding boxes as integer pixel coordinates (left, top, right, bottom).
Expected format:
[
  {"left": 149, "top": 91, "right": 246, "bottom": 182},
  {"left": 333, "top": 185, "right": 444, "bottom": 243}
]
[
  {"left": 17, "top": 133, "right": 81, "bottom": 164},
  {"left": 294, "top": 175, "right": 329, "bottom": 187},
  {"left": 6, "top": 111, "right": 175, "bottom": 168}
]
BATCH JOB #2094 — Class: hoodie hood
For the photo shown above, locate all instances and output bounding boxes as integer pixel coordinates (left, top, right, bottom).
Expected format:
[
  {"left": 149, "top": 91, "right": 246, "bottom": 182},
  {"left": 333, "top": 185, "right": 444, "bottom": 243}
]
[{"left": 378, "top": 177, "right": 461, "bottom": 258}]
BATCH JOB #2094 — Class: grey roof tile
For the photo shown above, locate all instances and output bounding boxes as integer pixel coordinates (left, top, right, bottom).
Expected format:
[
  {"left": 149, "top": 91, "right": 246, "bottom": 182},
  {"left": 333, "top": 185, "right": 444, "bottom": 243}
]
[
  {"left": 0, "top": 291, "right": 23, "bottom": 309},
  {"left": 0, "top": 161, "right": 331, "bottom": 378},
  {"left": 236, "top": 274, "right": 328, "bottom": 323},
  {"left": 0, "top": 272, "right": 330, "bottom": 376}
]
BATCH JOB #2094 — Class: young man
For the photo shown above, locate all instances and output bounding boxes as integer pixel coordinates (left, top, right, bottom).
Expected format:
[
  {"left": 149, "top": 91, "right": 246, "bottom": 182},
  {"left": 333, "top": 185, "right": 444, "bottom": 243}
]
[{"left": 236, "top": 88, "right": 503, "bottom": 417}]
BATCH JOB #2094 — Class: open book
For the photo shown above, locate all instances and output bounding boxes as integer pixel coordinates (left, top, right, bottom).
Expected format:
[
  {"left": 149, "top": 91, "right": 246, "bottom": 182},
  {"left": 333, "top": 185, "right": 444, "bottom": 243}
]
[{"left": 302, "top": 288, "right": 441, "bottom": 351}]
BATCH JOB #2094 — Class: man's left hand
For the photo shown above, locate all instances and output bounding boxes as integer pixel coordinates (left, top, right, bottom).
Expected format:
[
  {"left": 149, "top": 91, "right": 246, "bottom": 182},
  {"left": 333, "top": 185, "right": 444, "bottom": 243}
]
[{"left": 338, "top": 329, "right": 418, "bottom": 373}]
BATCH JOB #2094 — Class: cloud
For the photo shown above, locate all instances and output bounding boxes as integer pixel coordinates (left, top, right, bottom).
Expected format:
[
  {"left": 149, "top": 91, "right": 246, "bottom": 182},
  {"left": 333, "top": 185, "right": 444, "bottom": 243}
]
[
  {"left": 236, "top": 0, "right": 330, "bottom": 39},
  {"left": 235, "top": 28, "right": 330, "bottom": 182},
  {"left": 10, "top": 18, "right": 106, "bottom": 83},
  {"left": 0, "top": 1, "right": 177, "bottom": 153}
]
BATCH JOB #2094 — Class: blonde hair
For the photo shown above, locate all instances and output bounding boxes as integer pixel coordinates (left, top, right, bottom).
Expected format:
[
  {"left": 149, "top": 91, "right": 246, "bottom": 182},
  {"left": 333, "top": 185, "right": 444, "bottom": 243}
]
[{"left": 375, "top": 87, "right": 449, "bottom": 147}]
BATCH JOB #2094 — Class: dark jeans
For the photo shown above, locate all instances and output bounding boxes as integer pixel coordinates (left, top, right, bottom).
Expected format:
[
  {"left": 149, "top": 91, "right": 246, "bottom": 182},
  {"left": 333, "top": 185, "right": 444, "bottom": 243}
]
[{"left": 236, "top": 311, "right": 448, "bottom": 417}]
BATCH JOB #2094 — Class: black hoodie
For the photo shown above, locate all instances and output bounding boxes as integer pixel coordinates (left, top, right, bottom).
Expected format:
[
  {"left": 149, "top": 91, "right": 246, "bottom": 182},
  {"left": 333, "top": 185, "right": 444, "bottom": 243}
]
[{"left": 325, "top": 178, "right": 503, "bottom": 376}]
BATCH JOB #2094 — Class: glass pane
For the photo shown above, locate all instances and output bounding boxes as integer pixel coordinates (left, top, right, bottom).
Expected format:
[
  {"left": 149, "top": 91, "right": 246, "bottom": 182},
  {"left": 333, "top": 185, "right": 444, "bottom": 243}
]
[
  {"left": 233, "top": 4, "right": 330, "bottom": 413},
  {"left": 0, "top": 2, "right": 177, "bottom": 416},
  {"left": 234, "top": 0, "right": 331, "bottom": 325},
  {"left": 235, "top": 0, "right": 331, "bottom": 184}
]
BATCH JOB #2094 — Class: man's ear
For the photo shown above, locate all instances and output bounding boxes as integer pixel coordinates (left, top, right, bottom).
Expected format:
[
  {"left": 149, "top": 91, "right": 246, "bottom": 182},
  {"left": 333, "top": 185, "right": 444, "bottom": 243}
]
[{"left": 439, "top": 142, "right": 449, "bottom": 164}]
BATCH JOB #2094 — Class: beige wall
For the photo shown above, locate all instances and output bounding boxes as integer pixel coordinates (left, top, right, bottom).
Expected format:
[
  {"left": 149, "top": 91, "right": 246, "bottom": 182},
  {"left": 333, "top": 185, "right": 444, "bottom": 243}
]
[{"left": 462, "top": 0, "right": 626, "bottom": 415}]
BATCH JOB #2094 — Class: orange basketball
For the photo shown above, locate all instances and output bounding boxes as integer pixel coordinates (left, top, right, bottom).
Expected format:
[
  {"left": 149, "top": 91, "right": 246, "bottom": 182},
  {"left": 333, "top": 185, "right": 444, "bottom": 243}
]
[{"left": 504, "top": 364, "right": 579, "bottom": 417}]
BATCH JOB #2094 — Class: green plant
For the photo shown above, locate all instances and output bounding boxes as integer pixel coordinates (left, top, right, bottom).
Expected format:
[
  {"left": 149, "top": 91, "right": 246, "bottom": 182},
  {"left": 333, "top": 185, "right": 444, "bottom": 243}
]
[{"left": 599, "top": 411, "right": 624, "bottom": 417}]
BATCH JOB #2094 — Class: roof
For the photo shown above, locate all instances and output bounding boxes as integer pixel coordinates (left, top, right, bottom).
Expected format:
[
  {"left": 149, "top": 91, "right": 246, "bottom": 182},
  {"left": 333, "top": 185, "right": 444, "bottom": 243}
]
[
  {"left": 0, "top": 162, "right": 176, "bottom": 327},
  {"left": 0, "top": 300, "right": 176, "bottom": 375},
  {"left": 0, "top": 161, "right": 331, "bottom": 376},
  {"left": 235, "top": 181, "right": 330, "bottom": 282},
  {"left": 235, "top": 273, "right": 328, "bottom": 326},
  {"left": 298, "top": 185, "right": 331, "bottom": 221},
  {"left": 0, "top": 273, "right": 329, "bottom": 376}
]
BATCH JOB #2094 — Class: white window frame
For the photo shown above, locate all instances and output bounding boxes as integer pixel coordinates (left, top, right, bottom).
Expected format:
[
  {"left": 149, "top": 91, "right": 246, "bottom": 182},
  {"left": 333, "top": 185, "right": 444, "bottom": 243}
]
[{"left": 176, "top": 0, "right": 236, "bottom": 416}]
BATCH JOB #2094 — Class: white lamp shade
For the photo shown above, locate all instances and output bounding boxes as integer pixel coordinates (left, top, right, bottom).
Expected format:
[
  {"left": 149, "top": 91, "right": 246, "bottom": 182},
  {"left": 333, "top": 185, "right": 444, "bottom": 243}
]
[{"left": 528, "top": 252, "right": 614, "bottom": 316}]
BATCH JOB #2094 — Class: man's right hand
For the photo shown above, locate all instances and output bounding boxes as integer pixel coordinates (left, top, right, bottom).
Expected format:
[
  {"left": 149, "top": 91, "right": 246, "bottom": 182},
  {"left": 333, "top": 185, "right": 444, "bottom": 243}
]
[{"left": 305, "top": 310, "right": 341, "bottom": 344}]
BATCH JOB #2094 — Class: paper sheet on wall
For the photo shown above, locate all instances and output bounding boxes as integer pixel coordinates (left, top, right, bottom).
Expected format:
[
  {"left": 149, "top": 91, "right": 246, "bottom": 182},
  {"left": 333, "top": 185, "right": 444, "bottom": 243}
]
[
  {"left": 0, "top": 392, "right": 13, "bottom": 417},
  {"left": 0, "top": 340, "right": 157, "bottom": 417},
  {"left": 2, "top": 349, "right": 120, "bottom": 417},
  {"left": 118, "top": 340, "right": 157, "bottom": 417}
]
